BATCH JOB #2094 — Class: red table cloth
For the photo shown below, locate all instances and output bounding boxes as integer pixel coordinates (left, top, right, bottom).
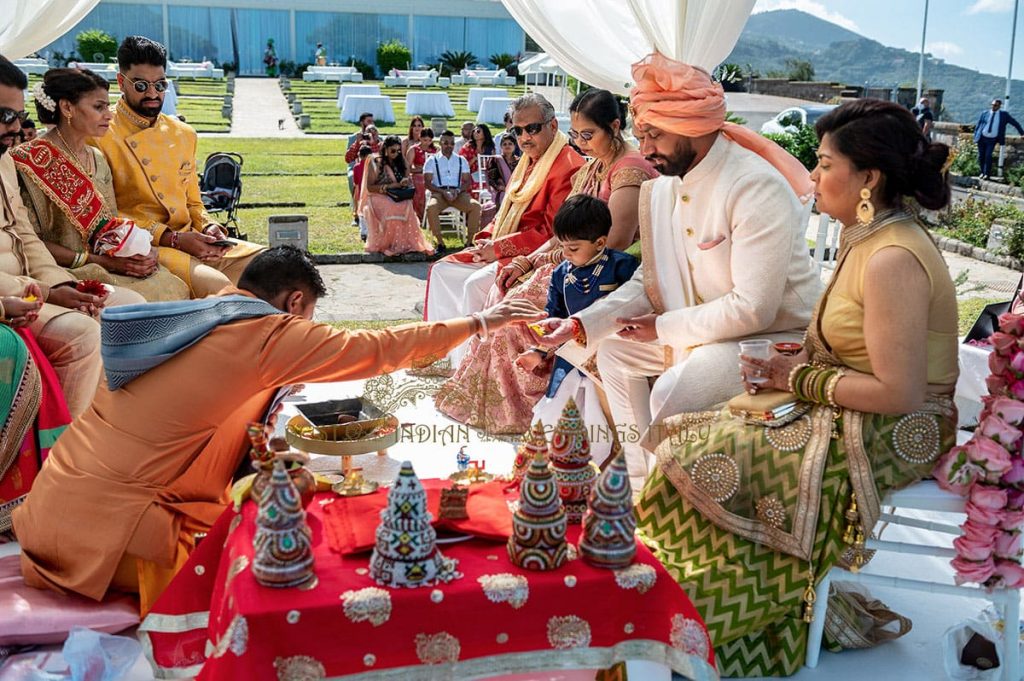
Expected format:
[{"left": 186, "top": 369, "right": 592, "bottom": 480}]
[{"left": 140, "top": 487, "right": 718, "bottom": 681}]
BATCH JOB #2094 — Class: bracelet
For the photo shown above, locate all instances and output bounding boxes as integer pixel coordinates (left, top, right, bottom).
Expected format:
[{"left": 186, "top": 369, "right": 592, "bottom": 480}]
[
  {"left": 825, "top": 368, "right": 846, "bottom": 407},
  {"left": 169, "top": 231, "right": 180, "bottom": 249},
  {"left": 548, "top": 250, "right": 566, "bottom": 266},
  {"left": 787, "top": 362, "right": 810, "bottom": 393},
  {"left": 510, "top": 256, "right": 532, "bottom": 275},
  {"left": 70, "top": 250, "right": 88, "bottom": 269},
  {"left": 791, "top": 365, "right": 846, "bottom": 406},
  {"left": 471, "top": 312, "right": 489, "bottom": 340}
]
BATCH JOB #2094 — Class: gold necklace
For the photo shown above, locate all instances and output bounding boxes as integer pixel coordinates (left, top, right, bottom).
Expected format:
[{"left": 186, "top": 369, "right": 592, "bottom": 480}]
[{"left": 54, "top": 127, "right": 94, "bottom": 177}]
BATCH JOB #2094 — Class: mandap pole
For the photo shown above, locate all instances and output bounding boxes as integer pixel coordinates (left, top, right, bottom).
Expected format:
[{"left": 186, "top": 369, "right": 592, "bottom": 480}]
[
  {"left": 999, "top": 0, "right": 1021, "bottom": 177},
  {"left": 915, "top": 0, "right": 929, "bottom": 105}
]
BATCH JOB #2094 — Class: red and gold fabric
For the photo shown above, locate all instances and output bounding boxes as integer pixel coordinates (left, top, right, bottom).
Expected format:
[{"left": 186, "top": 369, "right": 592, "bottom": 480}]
[
  {"left": 11, "top": 139, "right": 129, "bottom": 254},
  {"left": 140, "top": 488, "right": 718, "bottom": 681}
]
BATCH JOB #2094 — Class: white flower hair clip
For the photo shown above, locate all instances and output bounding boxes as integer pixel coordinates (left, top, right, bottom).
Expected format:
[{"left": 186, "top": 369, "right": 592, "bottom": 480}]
[{"left": 33, "top": 83, "right": 56, "bottom": 113}]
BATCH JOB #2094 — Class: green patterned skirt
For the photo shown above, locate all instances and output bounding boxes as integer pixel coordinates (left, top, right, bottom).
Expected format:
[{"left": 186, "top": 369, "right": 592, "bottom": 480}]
[{"left": 635, "top": 398, "right": 956, "bottom": 677}]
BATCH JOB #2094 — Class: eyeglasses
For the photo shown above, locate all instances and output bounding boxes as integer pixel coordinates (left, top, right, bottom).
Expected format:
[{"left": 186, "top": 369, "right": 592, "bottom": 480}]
[
  {"left": 0, "top": 108, "right": 28, "bottom": 125},
  {"left": 568, "top": 129, "right": 595, "bottom": 141},
  {"left": 511, "top": 120, "right": 550, "bottom": 137},
  {"left": 121, "top": 74, "right": 169, "bottom": 93}
]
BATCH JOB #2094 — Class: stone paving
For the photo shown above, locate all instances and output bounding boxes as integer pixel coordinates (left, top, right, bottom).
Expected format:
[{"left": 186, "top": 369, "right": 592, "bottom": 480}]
[{"left": 227, "top": 77, "right": 303, "bottom": 138}]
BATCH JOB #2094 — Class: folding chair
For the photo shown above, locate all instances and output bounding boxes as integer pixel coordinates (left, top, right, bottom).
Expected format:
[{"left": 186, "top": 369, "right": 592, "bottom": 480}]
[{"left": 422, "top": 190, "right": 468, "bottom": 244}]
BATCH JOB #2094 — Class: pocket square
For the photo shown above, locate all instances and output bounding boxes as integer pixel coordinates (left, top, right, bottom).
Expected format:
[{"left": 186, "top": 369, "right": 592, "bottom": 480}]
[{"left": 697, "top": 236, "right": 726, "bottom": 250}]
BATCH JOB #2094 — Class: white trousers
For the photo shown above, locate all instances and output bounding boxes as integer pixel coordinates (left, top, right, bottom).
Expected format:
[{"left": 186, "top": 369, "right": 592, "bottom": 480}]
[
  {"left": 424, "top": 259, "right": 497, "bottom": 365},
  {"left": 596, "top": 330, "right": 803, "bottom": 491}
]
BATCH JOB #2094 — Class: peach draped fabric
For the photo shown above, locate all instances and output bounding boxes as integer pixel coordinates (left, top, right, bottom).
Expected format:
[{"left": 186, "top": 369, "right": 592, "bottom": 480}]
[{"left": 630, "top": 52, "right": 814, "bottom": 200}]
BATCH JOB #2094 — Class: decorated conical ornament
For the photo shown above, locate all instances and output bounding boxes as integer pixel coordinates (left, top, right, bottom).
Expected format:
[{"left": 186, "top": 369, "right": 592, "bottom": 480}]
[
  {"left": 579, "top": 448, "right": 636, "bottom": 569},
  {"left": 506, "top": 420, "right": 547, "bottom": 490},
  {"left": 548, "top": 398, "right": 599, "bottom": 524},
  {"left": 508, "top": 451, "right": 568, "bottom": 570},
  {"left": 252, "top": 459, "right": 316, "bottom": 588},
  {"left": 369, "top": 461, "right": 462, "bottom": 588}
]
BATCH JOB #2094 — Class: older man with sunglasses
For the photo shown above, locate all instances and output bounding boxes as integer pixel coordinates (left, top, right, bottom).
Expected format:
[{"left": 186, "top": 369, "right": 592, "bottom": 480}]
[
  {"left": 93, "top": 36, "right": 265, "bottom": 298},
  {"left": 424, "top": 93, "right": 583, "bottom": 368},
  {"left": 0, "top": 56, "right": 145, "bottom": 416}
]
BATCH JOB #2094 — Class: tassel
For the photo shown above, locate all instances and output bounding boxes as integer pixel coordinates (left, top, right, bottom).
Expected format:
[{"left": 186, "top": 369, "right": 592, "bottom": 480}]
[
  {"left": 850, "top": 528, "right": 867, "bottom": 573},
  {"left": 802, "top": 567, "right": 817, "bottom": 623},
  {"left": 842, "top": 492, "right": 859, "bottom": 545}
]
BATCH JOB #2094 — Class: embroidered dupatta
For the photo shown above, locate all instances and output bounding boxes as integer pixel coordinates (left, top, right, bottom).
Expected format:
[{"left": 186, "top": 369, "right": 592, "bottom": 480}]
[{"left": 11, "top": 138, "right": 125, "bottom": 252}]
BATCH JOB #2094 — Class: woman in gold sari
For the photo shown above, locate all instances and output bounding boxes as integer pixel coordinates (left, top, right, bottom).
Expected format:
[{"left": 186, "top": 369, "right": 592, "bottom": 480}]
[
  {"left": 636, "top": 99, "right": 959, "bottom": 676},
  {"left": 13, "top": 69, "right": 188, "bottom": 301}
]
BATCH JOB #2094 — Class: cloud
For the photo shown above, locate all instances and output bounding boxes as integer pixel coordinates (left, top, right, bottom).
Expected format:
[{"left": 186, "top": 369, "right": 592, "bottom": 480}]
[
  {"left": 926, "top": 41, "right": 964, "bottom": 59},
  {"left": 967, "top": 0, "right": 1014, "bottom": 14},
  {"left": 753, "top": 0, "right": 860, "bottom": 31}
]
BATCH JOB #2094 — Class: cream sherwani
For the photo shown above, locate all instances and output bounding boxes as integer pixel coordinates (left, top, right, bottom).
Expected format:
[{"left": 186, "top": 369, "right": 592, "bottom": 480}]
[{"left": 574, "top": 135, "right": 822, "bottom": 487}]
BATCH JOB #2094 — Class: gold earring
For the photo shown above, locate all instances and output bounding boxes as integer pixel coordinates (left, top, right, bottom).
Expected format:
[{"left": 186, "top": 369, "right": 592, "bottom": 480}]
[
  {"left": 66, "top": 110, "right": 73, "bottom": 127},
  {"left": 856, "top": 187, "right": 875, "bottom": 225}
]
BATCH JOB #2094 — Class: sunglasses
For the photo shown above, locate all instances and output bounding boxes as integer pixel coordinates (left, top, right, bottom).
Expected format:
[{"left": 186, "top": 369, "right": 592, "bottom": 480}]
[
  {"left": 121, "top": 75, "right": 169, "bottom": 93},
  {"left": 568, "top": 129, "right": 595, "bottom": 141},
  {"left": 511, "top": 120, "right": 550, "bottom": 137},
  {"left": 0, "top": 108, "right": 29, "bottom": 125}
]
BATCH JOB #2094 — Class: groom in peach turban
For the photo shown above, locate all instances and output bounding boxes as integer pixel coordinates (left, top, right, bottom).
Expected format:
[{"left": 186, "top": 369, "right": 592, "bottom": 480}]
[{"left": 537, "top": 53, "right": 823, "bottom": 488}]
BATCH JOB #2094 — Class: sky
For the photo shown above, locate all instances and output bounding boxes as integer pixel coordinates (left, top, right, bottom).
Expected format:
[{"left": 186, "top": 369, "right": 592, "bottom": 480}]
[{"left": 752, "top": 0, "right": 1024, "bottom": 79}]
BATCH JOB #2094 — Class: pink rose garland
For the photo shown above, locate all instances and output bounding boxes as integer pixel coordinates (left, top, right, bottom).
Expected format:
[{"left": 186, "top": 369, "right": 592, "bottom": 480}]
[{"left": 934, "top": 313, "right": 1024, "bottom": 589}]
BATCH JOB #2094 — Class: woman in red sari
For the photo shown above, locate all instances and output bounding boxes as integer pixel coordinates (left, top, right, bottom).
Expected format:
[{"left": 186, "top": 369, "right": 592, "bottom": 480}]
[
  {"left": 0, "top": 282, "right": 71, "bottom": 536},
  {"left": 435, "top": 89, "right": 656, "bottom": 434},
  {"left": 405, "top": 126, "right": 437, "bottom": 221}
]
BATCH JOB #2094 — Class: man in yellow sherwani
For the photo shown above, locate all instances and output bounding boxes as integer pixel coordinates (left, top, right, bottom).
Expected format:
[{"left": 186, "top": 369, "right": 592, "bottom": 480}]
[
  {"left": 14, "top": 246, "right": 542, "bottom": 614},
  {"left": 0, "top": 56, "right": 143, "bottom": 416},
  {"left": 94, "top": 36, "right": 264, "bottom": 298}
]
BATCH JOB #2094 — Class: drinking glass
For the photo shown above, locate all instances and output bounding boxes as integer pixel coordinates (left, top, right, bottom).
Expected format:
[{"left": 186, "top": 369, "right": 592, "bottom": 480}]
[{"left": 738, "top": 339, "right": 773, "bottom": 386}]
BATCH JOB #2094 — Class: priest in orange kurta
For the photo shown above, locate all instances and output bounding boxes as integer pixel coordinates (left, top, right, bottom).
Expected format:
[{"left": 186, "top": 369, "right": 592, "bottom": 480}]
[
  {"left": 423, "top": 94, "right": 582, "bottom": 368},
  {"left": 13, "top": 247, "right": 541, "bottom": 613}
]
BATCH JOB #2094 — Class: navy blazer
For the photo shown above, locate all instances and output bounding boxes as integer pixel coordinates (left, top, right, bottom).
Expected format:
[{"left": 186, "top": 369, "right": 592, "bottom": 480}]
[{"left": 974, "top": 109, "right": 1024, "bottom": 145}]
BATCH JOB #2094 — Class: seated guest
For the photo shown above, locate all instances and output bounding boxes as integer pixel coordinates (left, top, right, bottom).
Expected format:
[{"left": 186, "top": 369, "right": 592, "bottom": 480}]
[
  {"left": 19, "top": 117, "right": 36, "bottom": 142},
  {"left": 435, "top": 88, "right": 653, "bottom": 433},
  {"left": 493, "top": 110, "right": 514, "bottom": 150},
  {"left": 0, "top": 282, "right": 71, "bottom": 535},
  {"left": 425, "top": 94, "right": 583, "bottom": 368},
  {"left": 537, "top": 55, "right": 821, "bottom": 488},
  {"left": 454, "top": 121, "right": 474, "bottom": 153},
  {"left": 13, "top": 246, "right": 543, "bottom": 614},
  {"left": 14, "top": 68, "right": 189, "bottom": 302},
  {"left": 362, "top": 136, "right": 434, "bottom": 257},
  {"left": 488, "top": 133, "right": 520, "bottom": 209},
  {"left": 633, "top": 98, "right": 958, "bottom": 676},
  {"left": 405, "top": 126, "right": 436, "bottom": 221},
  {"left": 423, "top": 129, "right": 481, "bottom": 251},
  {"left": 459, "top": 123, "right": 496, "bottom": 175},
  {"left": 93, "top": 36, "right": 265, "bottom": 298},
  {"left": 0, "top": 55, "right": 144, "bottom": 417},
  {"left": 345, "top": 112, "right": 375, "bottom": 226}
]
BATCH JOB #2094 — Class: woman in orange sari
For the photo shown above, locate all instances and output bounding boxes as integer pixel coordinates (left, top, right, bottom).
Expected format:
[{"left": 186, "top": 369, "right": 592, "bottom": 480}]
[{"left": 435, "top": 89, "right": 656, "bottom": 434}]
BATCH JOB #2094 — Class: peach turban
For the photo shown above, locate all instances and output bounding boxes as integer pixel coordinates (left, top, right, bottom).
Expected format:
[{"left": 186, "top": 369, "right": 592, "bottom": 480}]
[{"left": 630, "top": 52, "right": 814, "bottom": 199}]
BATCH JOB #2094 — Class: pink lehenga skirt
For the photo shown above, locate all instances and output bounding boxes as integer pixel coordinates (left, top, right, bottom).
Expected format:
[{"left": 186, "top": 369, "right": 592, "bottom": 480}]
[
  {"left": 363, "top": 192, "right": 434, "bottom": 257},
  {"left": 434, "top": 263, "right": 556, "bottom": 434}
]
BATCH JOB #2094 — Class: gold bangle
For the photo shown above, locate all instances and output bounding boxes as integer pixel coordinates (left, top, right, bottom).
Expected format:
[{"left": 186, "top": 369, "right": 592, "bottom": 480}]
[
  {"left": 788, "top": 362, "right": 810, "bottom": 393},
  {"left": 825, "top": 368, "right": 846, "bottom": 407}
]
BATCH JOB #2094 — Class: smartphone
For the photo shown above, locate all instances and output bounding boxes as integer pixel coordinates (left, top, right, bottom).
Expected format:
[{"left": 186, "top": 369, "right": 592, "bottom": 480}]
[{"left": 210, "top": 239, "right": 234, "bottom": 248}]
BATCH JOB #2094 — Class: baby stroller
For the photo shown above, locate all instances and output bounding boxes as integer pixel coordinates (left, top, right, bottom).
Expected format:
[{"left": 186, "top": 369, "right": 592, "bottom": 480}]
[{"left": 199, "top": 152, "right": 246, "bottom": 240}]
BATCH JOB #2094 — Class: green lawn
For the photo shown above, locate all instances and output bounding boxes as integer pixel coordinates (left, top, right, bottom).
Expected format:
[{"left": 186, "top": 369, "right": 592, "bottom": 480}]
[
  {"left": 195, "top": 137, "right": 462, "bottom": 253},
  {"left": 287, "top": 81, "right": 527, "bottom": 135}
]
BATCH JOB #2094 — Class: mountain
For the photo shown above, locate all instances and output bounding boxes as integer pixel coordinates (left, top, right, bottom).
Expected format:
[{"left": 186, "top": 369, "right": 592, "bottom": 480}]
[{"left": 728, "top": 10, "right": 1023, "bottom": 123}]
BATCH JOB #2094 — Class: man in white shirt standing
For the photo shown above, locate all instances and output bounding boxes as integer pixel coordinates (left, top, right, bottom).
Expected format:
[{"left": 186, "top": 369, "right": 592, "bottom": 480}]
[
  {"left": 974, "top": 98, "right": 1024, "bottom": 179},
  {"left": 424, "top": 130, "right": 481, "bottom": 252},
  {"left": 536, "top": 53, "right": 822, "bottom": 489}
]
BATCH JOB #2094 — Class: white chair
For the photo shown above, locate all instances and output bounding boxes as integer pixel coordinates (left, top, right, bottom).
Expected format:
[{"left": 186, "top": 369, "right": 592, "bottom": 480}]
[
  {"left": 422, "top": 191, "right": 468, "bottom": 244},
  {"left": 805, "top": 471, "right": 1022, "bottom": 681}
]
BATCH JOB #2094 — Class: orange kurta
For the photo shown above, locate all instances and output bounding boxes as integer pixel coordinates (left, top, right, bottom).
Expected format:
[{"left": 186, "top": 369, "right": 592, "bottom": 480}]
[{"left": 13, "top": 290, "right": 475, "bottom": 601}]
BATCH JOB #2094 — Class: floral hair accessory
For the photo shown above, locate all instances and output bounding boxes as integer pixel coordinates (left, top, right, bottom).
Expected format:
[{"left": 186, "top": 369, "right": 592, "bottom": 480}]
[{"left": 32, "top": 83, "right": 56, "bottom": 113}]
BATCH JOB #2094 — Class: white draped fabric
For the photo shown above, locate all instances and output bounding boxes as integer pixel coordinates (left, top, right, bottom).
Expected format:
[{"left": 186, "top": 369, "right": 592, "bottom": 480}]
[
  {"left": 0, "top": 0, "right": 101, "bottom": 60},
  {"left": 500, "top": 0, "right": 755, "bottom": 95}
]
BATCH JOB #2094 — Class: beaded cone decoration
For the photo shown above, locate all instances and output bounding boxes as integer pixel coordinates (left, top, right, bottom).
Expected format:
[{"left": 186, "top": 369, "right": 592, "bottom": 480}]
[
  {"left": 505, "top": 420, "right": 547, "bottom": 491},
  {"left": 508, "top": 451, "right": 568, "bottom": 570},
  {"left": 579, "top": 447, "right": 636, "bottom": 569},
  {"left": 548, "top": 398, "right": 599, "bottom": 524},
  {"left": 252, "top": 459, "right": 316, "bottom": 588},
  {"left": 369, "top": 461, "right": 462, "bottom": 588}
]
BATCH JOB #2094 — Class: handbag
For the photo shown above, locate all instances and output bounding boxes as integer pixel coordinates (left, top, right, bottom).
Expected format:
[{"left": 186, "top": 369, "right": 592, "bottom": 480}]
[
  {"left": 385, "top": 186, "right": 415, "bottom": 202},
  {"left": 727, "top": 389, "right": 807, "bottom": 427},
  {"left": 823, "top": 582, "right": 912, "bottom": 651}
]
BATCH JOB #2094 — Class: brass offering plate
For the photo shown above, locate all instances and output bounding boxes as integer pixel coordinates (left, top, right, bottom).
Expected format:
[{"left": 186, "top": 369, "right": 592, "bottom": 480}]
[
  {"left": 331, "top": 478, "right": 380, "bottom": 497},
  {"left": 448, "top": 468, "right": 494, "bottom": 486},
  {"left": 286, "top": 413, "right": 399, "bottom": 457}
]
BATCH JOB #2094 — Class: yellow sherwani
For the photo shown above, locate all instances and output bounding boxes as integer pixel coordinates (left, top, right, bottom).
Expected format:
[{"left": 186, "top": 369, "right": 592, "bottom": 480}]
[
  {"left": 14, "top": 291, "right": 476, "bottom": 611},
  {"left": 93, "top": 100, "right": 263, "bottom": 296}
]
